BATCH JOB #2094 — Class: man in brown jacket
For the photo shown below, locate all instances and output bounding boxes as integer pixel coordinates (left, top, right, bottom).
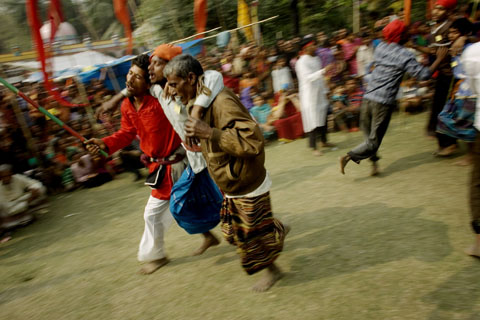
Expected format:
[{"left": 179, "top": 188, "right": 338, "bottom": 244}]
[{"left": 164, "top": 54, "right": 287, "bottom": 292}]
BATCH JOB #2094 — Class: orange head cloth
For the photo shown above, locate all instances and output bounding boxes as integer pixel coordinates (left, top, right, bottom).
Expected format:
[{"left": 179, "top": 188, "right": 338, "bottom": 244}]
[
  {"left": 150, "top": 44, "right": 183, "bottom": 62},
  {"left": 435, "top": 0, "right": 457, "bottom": 10},
  {"left": 382, "top": 19, "right": 407, "bottom": 44}
]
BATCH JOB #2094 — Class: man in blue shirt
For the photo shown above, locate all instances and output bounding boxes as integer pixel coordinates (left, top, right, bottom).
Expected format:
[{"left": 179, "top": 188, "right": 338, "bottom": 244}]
[{"left": 340, "top": 19, "right": 448, "bottom": 176}]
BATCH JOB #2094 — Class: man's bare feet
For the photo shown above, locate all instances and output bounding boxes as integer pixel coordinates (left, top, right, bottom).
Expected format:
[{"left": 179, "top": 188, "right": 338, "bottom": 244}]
[
  {"left": 370, "top": 162, "right": 380, "bottom": 176},
  {"left": 454, "top": 156, "right": 473, "bottom": 166},
  {"left": 252, "top": 263, "right": 283, "bottom": 292},
  {"left": 465, "top": 235, "right": 480, "bottom": 258},
  {"left": 192, "top": 231, "right": 220, "bottom": 256},
  {"left": 312, "top": 150, "right": 323, "bottom": 156},
  {"left": 435, "top": 144, "right": 457, "bottom": 157},
  {"left": 340, "top": 155, "right": 351, "bottom": 175},
  {"left": 465, "top": 245, "right": 480, "bottom": 257},
  {"left": 0, "top": 233, "right": 12, "bottom": 243},
  {"left": 138, "top": 257, "right": 170, "bottom": 275}
]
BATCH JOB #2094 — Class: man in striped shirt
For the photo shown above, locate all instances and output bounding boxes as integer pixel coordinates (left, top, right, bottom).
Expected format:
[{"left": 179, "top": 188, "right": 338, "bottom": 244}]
[{"left": 340, "top": 19, "right": 448, "bottom": 176}]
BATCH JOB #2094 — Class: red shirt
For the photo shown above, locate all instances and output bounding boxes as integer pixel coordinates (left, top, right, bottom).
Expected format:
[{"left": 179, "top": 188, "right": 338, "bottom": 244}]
[{"left": 102, "top": 95, "right": 181, "bottom": 200}]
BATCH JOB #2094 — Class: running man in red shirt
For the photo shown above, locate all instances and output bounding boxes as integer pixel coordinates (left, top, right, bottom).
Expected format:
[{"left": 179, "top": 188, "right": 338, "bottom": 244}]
[{"left": 86, "top": 55, "right": 189, "bottom": 274}]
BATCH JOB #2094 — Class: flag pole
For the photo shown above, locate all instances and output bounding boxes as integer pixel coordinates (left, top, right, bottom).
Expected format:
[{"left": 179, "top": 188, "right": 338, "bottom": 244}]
[
  {"left": 0, "top": 76, "right": 109, "bottom": 158},
  {"left": 353, "top": 0, "right": 360, "bottom": 33}
]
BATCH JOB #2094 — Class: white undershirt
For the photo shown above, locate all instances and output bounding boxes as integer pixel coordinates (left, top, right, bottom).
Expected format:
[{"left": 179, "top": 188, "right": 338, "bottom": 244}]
[{"left": 225, "top": 171, "right": 272, "bottom": 198}]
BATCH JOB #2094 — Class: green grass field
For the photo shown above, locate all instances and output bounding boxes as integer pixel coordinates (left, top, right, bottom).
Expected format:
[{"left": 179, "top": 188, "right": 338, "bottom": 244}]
[{"left": 1, "top": 113, "right": 479, "bottom": 320}]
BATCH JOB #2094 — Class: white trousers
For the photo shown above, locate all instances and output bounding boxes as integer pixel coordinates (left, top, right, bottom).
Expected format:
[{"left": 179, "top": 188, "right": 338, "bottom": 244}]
[
  {"left": 137, "top": 154, "right": 186, "bottom": 262},
  {"left": 137, "top": 195, "right": 174, "bottom": 262}
]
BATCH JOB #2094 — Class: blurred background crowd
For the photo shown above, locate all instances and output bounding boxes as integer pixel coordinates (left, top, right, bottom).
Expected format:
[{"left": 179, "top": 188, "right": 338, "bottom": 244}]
[{"left": 0, "top": 1, "right": 479, "bottom": 234}]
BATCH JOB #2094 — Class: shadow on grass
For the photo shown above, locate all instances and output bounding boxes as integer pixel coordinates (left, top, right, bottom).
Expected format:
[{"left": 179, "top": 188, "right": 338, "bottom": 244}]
[
  {"left": 352, "top": 151, "right": 443, "bottom": 182},
  {"left": 423, "top": 261, "right": 480, "bottom": 319},
  {"left": 280, "top": 203, "right": 452, "bottom": 286},
  {"left": 271, "top": 164, "right": 331, "bottom": 190},
  {"left": 381, "top": 151, "right": 465, "bottom": 177}
]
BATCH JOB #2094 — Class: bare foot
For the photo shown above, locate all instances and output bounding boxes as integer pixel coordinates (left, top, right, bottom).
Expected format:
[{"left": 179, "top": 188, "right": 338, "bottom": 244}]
[
  {"left": 454, "top": 156, "right": 473, "bottom": 166},
  {"left": 138, "top": 257, "right": 170, "bottom": 275},
  {"left": 370, "top": 162, "right": 380, "bottom": 176},
  {"left": 192, "top": 232, "right": 220, "bottom": 256},
  {"left": 312, "top": 150, "right": 323, "bottom": 156},
  {"left": 435, "top": 144, "right": 457, "bottom": 157},
  {"left": 465, "top": 245, "right": 480, "bottom": 258},
  {"left": 1, "top": 235, "right": 12, "bottom": 243},
  {"left": 465, "top": 235, "right": 480, "bottom": 258},
  {"left": 252, "top": 263, "right": 283, "bottom": 292},
  {"left": 339, "top": 155, "right": 351, "bottom": 175}
]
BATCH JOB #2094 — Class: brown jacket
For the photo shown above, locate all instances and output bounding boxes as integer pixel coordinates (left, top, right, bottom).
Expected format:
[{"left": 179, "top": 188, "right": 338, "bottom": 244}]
[{"left": 201, "top": 88, "right": 266, "bottom": 196}]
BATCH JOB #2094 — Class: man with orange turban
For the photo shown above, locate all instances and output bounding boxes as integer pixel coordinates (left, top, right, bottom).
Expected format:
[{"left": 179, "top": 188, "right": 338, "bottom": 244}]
[
  {"left": 339, "top": 20, "right": 449, "bottom": 176},
  {"left": 147, "top": 44, "right": 225, "bottom": 256}
]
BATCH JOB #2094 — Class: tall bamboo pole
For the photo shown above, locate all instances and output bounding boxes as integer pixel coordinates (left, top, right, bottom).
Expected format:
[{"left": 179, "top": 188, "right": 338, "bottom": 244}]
[
  {"left": 404, "top": 0, "right": 412, "bottom": 26},
  {"left": 107, "top": 67, "right": 122, "bottom": 93},
  {"left": 353, "top": 0, "right": 360, "bottom": 33},
  {"left": 10, "top": 96, "right": 42, "bottom": 166},
  {"left": 251, "top": 1, "right": 262, "bottom": 46},
  {"left": 74, "top": 77, "right": 97, "bottom": 133}
]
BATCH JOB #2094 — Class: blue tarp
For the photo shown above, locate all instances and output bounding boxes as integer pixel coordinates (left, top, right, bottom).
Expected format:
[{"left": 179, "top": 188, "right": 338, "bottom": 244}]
[
  {"left": 177, "top": 39, "right": 204, "bottom": 57},
  {"left": 76, "top": 40, "right": 204, "bottom": 91},
  {"left": 78, "top": 55, "right": 135, "bottom": 91}
]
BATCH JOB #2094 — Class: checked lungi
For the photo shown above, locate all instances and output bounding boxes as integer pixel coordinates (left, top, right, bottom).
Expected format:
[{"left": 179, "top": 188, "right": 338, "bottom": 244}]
[{"left": 221, "top": 192, "right": 286, "bottom": 275}]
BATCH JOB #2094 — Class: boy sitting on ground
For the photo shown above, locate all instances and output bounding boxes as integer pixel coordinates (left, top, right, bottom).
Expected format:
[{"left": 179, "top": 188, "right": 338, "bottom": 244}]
[{"left": 250, "top": 95, "right": 276, "bottom": 140}]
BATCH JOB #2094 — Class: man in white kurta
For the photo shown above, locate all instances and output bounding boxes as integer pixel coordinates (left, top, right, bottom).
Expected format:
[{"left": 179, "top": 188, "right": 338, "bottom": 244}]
[
  {"left": 0, "top": 164, "right": 46, "bottom": 229},
  {"left": 295, "top": 37, "right": 332, "bottom": 156}
]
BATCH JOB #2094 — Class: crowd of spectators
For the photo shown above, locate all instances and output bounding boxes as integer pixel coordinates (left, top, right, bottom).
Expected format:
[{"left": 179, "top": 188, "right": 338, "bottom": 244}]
[{"left": 1, "top": 2, "right": 479, "bottom": 237}]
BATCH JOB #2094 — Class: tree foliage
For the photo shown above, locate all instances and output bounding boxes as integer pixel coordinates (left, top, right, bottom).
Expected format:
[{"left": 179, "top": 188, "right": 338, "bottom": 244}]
[
  {"left": 0, "top": 0, "right": 473, "bottom": 54},
  {"left": 134, "top": 0, "right": 445, "bottom": 47}
]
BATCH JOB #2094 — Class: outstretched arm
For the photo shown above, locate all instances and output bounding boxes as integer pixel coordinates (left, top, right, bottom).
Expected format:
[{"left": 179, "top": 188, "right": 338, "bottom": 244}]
[{"left": 95, "top": 89, "right": 127, "bottom": 118}]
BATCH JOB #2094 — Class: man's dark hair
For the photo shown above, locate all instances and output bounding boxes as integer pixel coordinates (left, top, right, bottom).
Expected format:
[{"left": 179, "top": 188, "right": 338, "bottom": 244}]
[
  {"left": 346, "top": 76, "right": 358, "bottom": 84},
  {"left": 163, "top": 54, "right": 204, "bottom": 79},
  {"left": 131, "top": 54, "right": 151, "bottom": 84},
  {"left": 300, "top": 35, "right": 316, "bottom": 48},
  {"left": 451, "top": 17, "right": 473, "bottom": 36}
]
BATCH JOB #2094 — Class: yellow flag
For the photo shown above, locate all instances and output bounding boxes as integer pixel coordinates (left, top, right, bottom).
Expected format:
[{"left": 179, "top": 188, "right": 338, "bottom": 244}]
[{"left": 237, "top": 0, "right": 253, "bottom": 42}]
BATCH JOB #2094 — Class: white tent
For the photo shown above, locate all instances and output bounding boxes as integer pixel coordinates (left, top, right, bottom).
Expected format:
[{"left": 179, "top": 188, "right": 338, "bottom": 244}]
[{"left": 7, "top": 50, "right": 116, "bottom": 73}]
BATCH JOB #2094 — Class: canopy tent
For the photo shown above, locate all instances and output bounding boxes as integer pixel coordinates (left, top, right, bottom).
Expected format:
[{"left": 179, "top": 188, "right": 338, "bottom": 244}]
[
  {"left": 7, "top": 50, "right": 116, "bottom": 74},
  {"left": 77, "top": 55, "right": 135, "bottom": 91}
]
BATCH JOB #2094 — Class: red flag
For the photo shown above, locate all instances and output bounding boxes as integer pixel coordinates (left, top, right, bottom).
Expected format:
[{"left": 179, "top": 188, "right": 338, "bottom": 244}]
[
  {"left": 49, "top": 0, "right": 64, "bottom": 45},
  {"left": 194, "top": 0, "right": 208, "bottom": 38},
  {"left": 26, "top": 0, "right": 84, "bottom": 107},
  {"left": 113, "top": 0, "right": 133, "bottom": 54}
]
